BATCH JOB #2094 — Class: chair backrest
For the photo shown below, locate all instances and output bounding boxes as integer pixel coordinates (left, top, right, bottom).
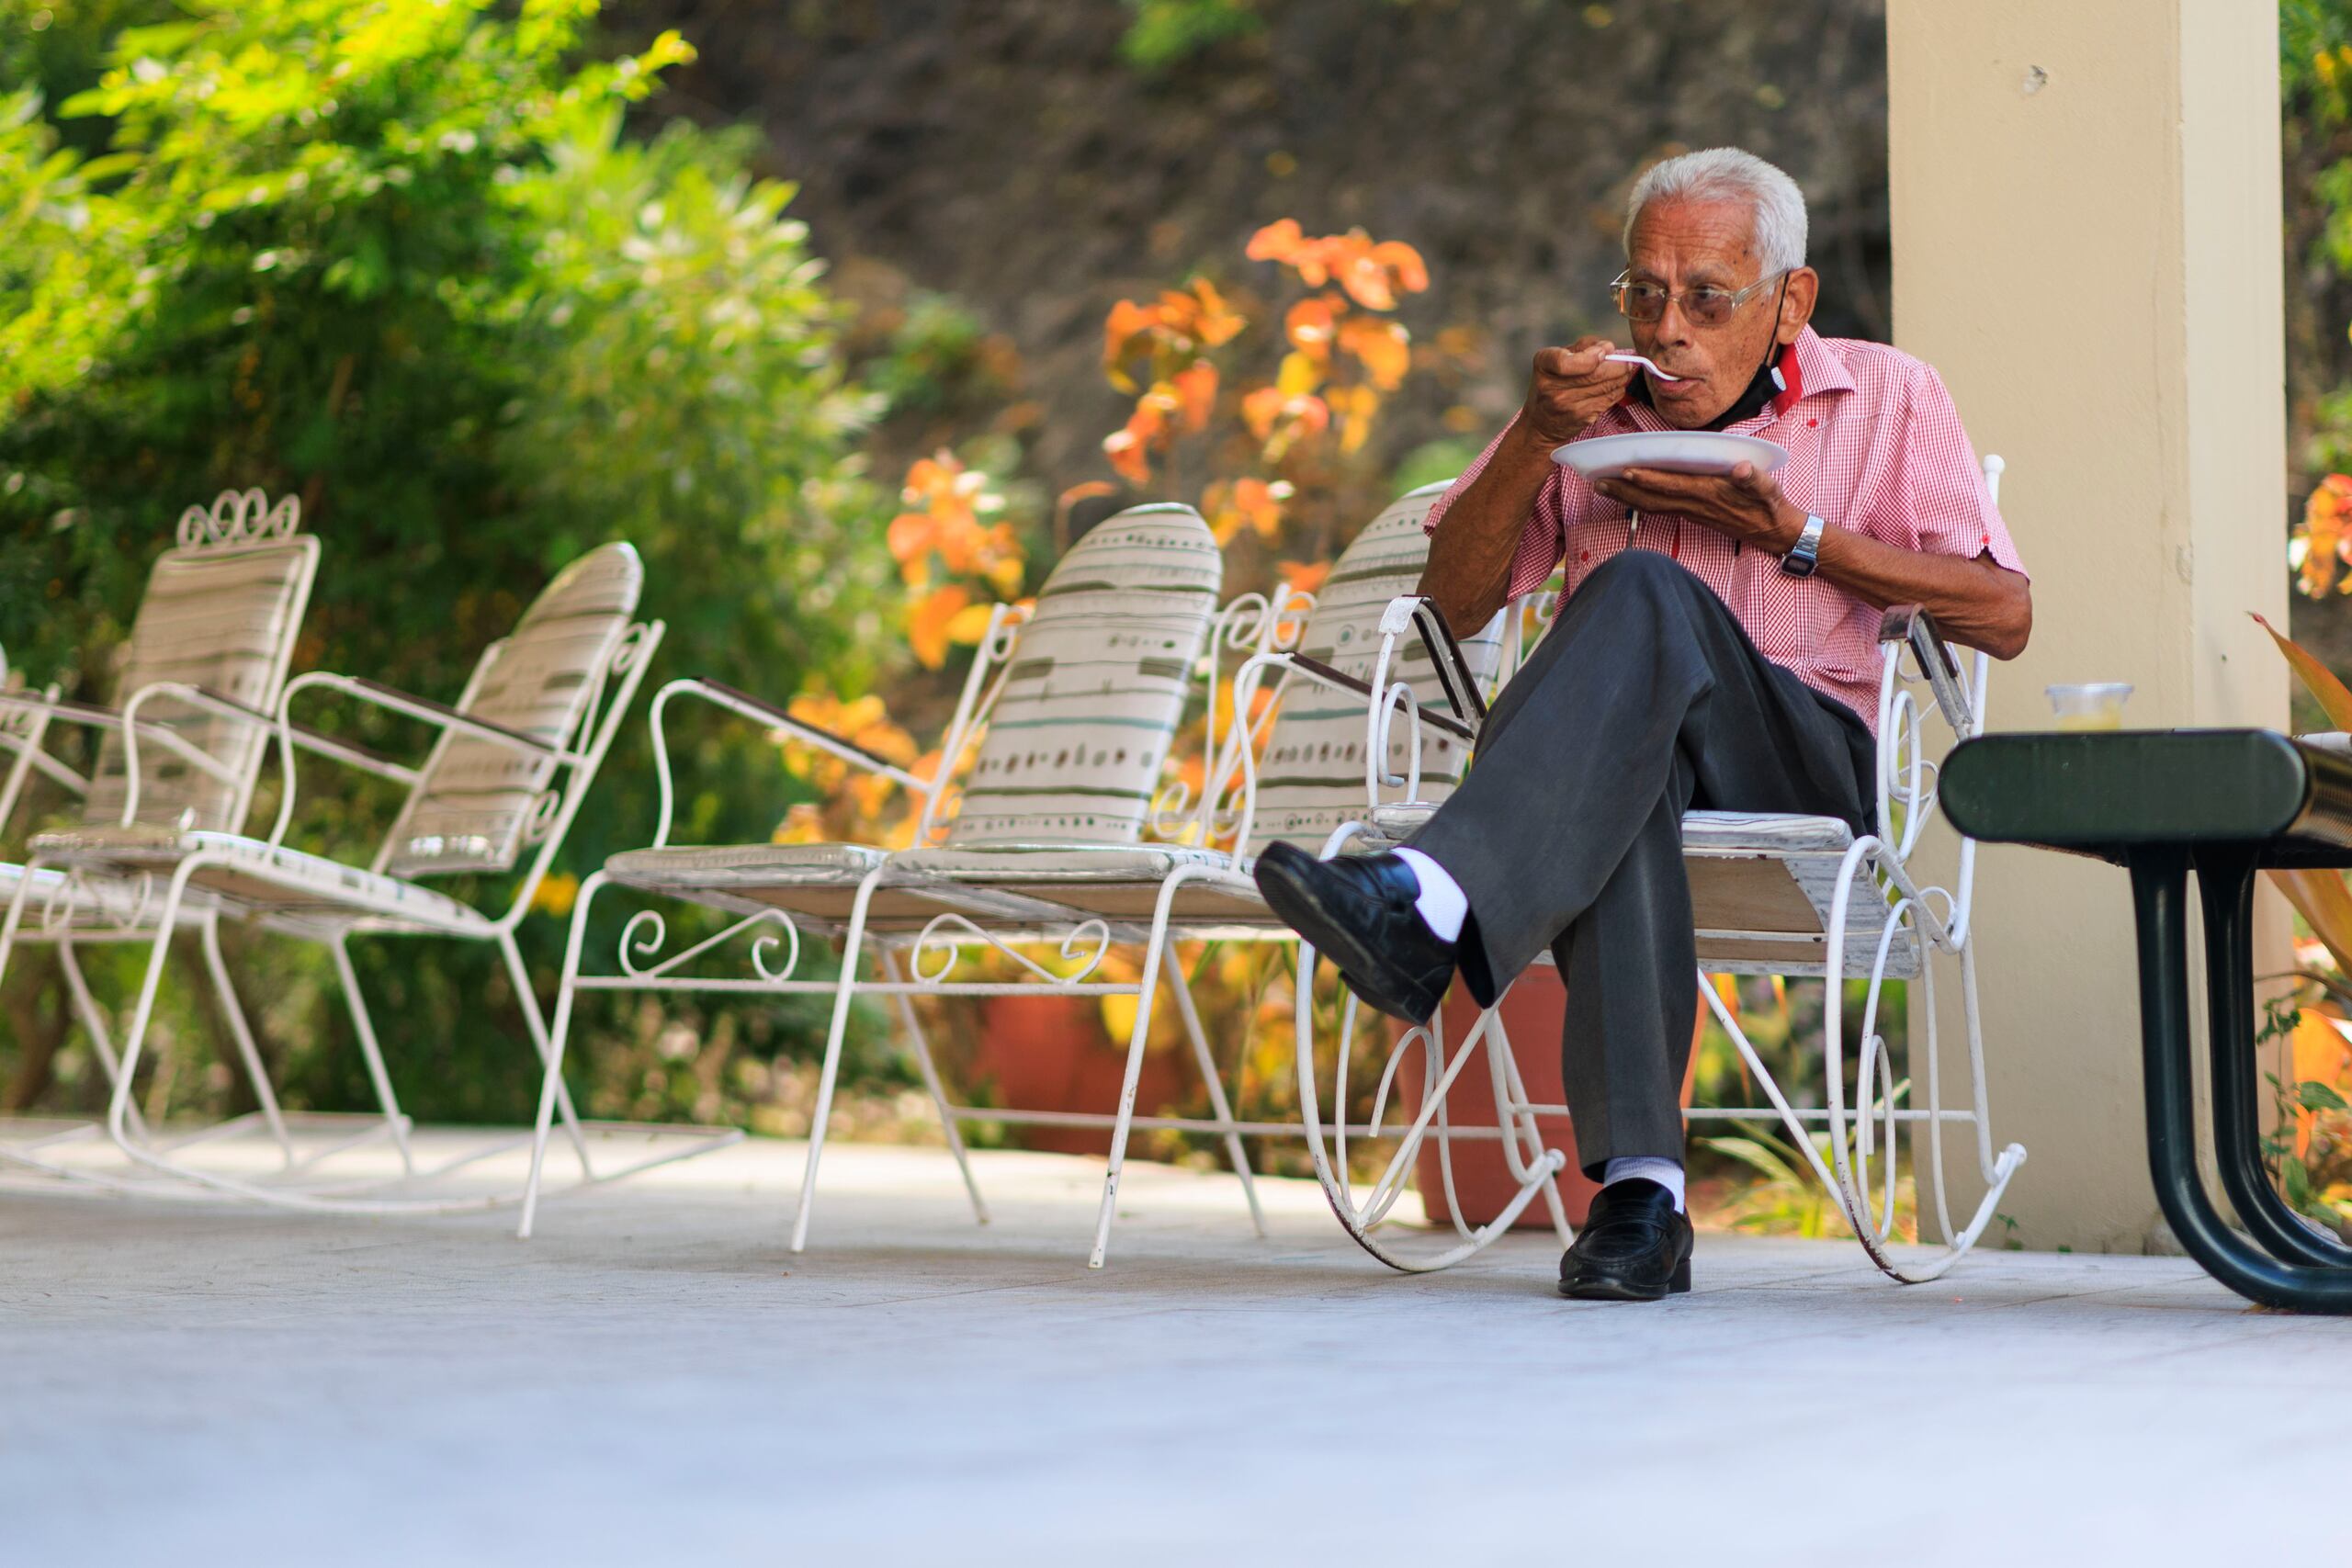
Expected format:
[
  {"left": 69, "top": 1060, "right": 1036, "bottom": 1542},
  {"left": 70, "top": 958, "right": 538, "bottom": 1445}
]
[
  {"left": 85, "top": 491, "right": 318, "bottom": 832},
  {"left": 945, "top": 503, "right": 1222, "bottom": 848},
  {"left": 1243, "top": 482, "right": 1505, "bottom": 856},
  {"left": 381, "top": 542, "right": 643, "bottom": 879}
]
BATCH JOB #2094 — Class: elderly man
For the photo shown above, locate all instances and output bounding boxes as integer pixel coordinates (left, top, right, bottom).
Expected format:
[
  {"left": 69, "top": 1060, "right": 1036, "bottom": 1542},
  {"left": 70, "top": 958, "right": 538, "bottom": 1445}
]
[{"left": 1255, "top": 147, "right": 2030, "bottom": 1301}]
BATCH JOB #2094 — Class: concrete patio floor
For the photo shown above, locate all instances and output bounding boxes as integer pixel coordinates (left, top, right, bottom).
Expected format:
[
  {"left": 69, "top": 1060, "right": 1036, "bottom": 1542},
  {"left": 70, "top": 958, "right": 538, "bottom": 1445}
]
[{"left": 5, "top": 1131, "right": 2351, "bottom": 1566}]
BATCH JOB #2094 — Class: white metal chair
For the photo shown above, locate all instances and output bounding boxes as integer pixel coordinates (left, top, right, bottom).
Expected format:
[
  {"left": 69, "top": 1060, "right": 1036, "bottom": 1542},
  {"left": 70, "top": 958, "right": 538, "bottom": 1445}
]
[
  {"left": 1298, "top": 454, "right": 2025, "bottom": 1281},
  {"left": 0, "top": 491, "right": 320, "bottom": 1180},
  {"left": 870, "top": 481, "right": 1522, "bottom": 1267},
  {"left": 8, "top": 541, "right": 709, "bottom": 1210},
  {"left": 517, "top": 504, "right": 1233, "bottom": 1246}
]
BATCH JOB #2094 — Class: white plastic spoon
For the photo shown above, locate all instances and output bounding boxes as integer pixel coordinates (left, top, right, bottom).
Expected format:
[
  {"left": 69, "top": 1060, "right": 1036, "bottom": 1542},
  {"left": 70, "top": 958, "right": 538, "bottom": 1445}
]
[{"left": 1603, "top": 352, "right": 1683, "bottom": 382}]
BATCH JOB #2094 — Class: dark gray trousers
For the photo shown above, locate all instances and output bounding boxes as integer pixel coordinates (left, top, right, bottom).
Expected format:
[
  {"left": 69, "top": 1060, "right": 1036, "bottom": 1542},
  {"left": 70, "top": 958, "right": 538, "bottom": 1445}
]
[{"left": 1407, "top": 549, "right": 1874, "bottom": 1174}]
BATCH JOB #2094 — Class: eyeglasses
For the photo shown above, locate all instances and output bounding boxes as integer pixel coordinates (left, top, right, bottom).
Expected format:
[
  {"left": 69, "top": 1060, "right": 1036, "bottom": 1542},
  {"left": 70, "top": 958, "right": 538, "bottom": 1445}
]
[{"left": 1611, "top": 269, "right": 1787, "bottom": 328}]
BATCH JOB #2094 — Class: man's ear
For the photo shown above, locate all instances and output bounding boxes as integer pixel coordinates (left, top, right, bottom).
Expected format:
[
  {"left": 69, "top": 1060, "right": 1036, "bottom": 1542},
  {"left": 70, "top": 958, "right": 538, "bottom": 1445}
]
[{"left": 1778, "top": 267, "right": 1820, "bottom": 344}]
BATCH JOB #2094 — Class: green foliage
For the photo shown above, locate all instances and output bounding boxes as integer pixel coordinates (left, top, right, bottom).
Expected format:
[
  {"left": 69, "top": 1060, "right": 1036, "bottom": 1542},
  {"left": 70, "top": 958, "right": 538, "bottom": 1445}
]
[
  {"left": 865, "top": 292, "right": 1006, "bottom": 416},
  {"left": 1119, "top": 0, "right": 1263, "bottom": 72},
  {"left": 2283, "top": 1, "right": 2352, "bottom": 477},
  {"left": 1391, "top": 436, "right": 1482, "bottom": 498},
  {"left": 0, "top": 0, "right": 898, "bottom": 1124},
  {"left": 2256, "top": 998, "right": 2352, "bottom": 1234}
]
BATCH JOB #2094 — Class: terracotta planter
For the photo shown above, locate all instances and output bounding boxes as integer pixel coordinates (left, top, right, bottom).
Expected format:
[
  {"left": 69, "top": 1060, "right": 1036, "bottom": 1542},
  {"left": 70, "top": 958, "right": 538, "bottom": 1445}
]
[
  {"left": 969, "top": 995, "right": 1189, "bottom": 1157},
  {"left": 1396, "top": 969, "right": 1702, "bottom": 1230}
]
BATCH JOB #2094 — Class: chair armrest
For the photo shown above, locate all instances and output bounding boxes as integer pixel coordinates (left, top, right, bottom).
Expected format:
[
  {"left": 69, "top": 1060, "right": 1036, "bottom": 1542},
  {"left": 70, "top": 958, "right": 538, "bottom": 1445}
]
[
  {"left": 112, "top": 681, "right": 271, "bottom": 825},
  {"left": 0, "top": 689, "right": 93, "bottom": 797},
  {"left": 1288, "top": 653, "right": 1476, "bottom": 742},
  {"left": 0, "top": 690, "right": 183, "bottom": 753},
  {"left": 645, "top": 676, "right": 934, "bottom": 849},
  {"left": 1379, "top": 595, "right": 1489, "bottom": 725},
  {"left": 1878, "top": 604, "right": 1971, "bottom": 733},
  {"left": 186, "top": 686, "right": 409, "bottom": 779},
  {"left": 264, "top": 671, "right": 539, "bottom": 849},
  {"left": 346, "top": 676, "right": 560, "bottom": 757},
  {"left": 696, "top": 679, "right": 931, "bottom": 785}
]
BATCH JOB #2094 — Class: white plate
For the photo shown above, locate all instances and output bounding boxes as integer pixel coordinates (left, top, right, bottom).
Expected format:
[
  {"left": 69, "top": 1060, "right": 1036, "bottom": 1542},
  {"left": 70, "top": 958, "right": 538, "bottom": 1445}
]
[{"left": 1551, "top": 431, "right": 1790, "bottom": 481}]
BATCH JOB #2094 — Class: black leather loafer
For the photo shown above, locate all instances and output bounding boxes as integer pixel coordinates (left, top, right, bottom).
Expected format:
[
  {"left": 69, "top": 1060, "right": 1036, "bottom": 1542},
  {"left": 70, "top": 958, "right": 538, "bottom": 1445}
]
[
  {"left": 1252, "top": 841, "right": 1455, "bottom": 1026},
  {"left": 1558, "top": 1178, "right": 1694, "bottom": 1302}
]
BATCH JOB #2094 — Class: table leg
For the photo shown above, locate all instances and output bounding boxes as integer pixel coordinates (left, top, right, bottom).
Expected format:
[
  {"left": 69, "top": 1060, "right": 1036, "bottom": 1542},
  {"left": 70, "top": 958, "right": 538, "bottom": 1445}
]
[
  {"left": 2132, "top": 852, "right": 2352, "bottom": 1311},
  {"left": 2197, "top": 852, "right": 2352, "bottom": 1267}
]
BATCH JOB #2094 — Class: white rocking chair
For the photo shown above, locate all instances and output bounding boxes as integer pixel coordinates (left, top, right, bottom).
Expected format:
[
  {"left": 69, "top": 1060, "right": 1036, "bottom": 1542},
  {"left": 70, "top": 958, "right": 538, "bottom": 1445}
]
[
  {"left": 0, "top": 491, "right": 321, "bottom": 1182},
  {"left": 1300, "top": 455, "right": 2026, "bottom": 1281},
  {"left": 517, "top": 504, "right": 1236, "bottom": 1248},
  {"left": 8, "top": 541, "right": 715, "bottom": 1211}
]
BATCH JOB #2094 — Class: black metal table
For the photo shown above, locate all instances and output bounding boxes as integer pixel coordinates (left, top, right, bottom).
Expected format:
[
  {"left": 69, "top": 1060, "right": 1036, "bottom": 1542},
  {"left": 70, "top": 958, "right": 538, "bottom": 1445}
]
[{"left": 1943, "top": 728, "right": 2352, "bottom": 1312}]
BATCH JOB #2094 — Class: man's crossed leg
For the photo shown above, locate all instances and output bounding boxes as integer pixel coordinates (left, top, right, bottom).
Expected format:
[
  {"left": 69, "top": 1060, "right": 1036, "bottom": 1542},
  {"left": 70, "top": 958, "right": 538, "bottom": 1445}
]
[{"left": 1256, "top": 550, "right": 1873, "bottom": 1299}]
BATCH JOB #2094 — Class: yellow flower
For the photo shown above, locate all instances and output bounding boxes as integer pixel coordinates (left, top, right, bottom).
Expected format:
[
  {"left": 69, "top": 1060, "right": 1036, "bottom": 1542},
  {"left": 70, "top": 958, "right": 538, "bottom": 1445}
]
[{"left": 531, "top": 871, "right": 580, "bottom": 919}]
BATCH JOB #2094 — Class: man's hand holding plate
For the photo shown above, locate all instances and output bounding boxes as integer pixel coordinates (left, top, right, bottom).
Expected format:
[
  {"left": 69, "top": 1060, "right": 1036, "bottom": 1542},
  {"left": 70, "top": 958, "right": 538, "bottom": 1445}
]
[{"left": 1592, "top": 461, "right": 1806, "bottom": 554}]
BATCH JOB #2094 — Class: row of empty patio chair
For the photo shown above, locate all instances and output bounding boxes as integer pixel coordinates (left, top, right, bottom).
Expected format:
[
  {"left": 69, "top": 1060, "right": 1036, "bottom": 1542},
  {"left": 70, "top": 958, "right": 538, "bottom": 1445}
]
[
  {"left": 0, "top": 490, "right": 729, "bottom": 1207},
  {"left": 0, "top": 468, "right": 2023, "bottom": 1284}
]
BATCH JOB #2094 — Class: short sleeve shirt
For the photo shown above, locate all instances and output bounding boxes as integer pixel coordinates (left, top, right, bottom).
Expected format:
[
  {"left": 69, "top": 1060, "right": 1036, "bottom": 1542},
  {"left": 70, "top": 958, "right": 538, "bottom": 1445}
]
[{"left": 1422, "top": 327, "right": 2026, "bottom": 731}]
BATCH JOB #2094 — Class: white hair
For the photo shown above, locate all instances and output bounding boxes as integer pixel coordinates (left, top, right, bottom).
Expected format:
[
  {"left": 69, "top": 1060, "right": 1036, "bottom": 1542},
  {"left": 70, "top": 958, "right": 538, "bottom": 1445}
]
[{"left": 1623, "top": 147, "right": 1808, "bottom": 276}]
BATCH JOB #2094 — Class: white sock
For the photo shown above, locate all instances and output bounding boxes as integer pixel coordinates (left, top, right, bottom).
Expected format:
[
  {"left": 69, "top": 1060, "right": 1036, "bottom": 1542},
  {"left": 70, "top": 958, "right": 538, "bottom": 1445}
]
[
  {"left": 1392, "top": 847, "right": 1467, "bottom": 943},
  {"left": 1603, "top": 1156, "right": 1687, "bottom": 1213}
]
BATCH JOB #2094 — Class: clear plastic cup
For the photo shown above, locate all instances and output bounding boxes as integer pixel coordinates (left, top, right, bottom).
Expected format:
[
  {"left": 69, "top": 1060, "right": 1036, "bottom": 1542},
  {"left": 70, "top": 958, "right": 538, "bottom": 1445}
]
[{"left": 2046, "top": 682, "right": 2133, "bottom": 731}]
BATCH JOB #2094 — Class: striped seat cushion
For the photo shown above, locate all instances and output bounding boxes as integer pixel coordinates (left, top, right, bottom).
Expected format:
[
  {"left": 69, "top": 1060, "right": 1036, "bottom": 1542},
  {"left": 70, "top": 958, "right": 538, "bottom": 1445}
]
[
  {"left": 382, "top": 543, "right": 642, "bottom": 878},
  {"left": 606, "top": 842, "right": 889, "bottom": 894},
  {"left": 0, "top": 861, "right": 216, "bottom": 929},
  {"left": 85, "top": 508, "right": 316, "bottom": 832},
  {"left": 1244, "top": 482, "right": 1503, "bottom": 856},
  {"left": 944, "top": 505, "right": 1220, "bottom": 848},
  {"left": 28, "top": 825, "right": 489, "bottom": 933},
  {"left": 893, "top": 843, "right": 1231, "bottom": 883}
]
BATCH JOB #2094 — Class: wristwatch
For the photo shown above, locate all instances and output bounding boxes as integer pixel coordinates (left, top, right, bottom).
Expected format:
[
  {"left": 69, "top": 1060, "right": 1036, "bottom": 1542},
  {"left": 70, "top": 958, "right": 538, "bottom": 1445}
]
[{"left": 1780, "top": 513, "right": 1826, "bottom": 578}]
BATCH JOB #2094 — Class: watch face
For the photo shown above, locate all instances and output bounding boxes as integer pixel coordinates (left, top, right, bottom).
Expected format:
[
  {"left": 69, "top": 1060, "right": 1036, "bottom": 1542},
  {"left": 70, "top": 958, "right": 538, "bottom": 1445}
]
[{"left": 1780, "top": 516, "right": 1825, "bottom": 577}]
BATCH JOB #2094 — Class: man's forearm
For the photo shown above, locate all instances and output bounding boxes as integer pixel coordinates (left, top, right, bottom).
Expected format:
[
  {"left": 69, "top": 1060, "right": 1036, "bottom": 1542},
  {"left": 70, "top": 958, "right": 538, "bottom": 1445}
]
[
  {"left": 1809, "top": 525, "right": 2032, "bottom": 660},
  {"left": 1415, "top": 422, "right": 1557, "bottom": 634}
]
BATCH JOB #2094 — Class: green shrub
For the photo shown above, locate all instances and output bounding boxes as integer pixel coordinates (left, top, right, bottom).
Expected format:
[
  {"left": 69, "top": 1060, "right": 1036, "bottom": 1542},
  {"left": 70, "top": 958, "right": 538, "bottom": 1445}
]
[{"left": 0, "top": 0, "right": 896, "bottom": 1122}]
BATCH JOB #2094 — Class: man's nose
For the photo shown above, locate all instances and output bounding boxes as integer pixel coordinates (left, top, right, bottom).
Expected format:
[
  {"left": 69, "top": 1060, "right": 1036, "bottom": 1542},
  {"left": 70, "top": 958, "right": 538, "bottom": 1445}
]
[{"left": 1652, "top": 296, "right": 1698, "bottom": 344}]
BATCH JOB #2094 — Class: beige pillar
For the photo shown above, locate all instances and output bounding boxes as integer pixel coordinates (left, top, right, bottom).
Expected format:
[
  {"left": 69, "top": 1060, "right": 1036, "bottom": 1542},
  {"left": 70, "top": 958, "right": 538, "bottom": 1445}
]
[{"left": 1886, "top": 0, "right": 2288, "bottom": 1249}]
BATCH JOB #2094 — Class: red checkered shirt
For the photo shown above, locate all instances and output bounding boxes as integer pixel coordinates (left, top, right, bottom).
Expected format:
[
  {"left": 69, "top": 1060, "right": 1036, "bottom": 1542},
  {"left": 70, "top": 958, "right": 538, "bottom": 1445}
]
[{"left": 1424, "top": 326, "right": 2026, "bottom": 732}]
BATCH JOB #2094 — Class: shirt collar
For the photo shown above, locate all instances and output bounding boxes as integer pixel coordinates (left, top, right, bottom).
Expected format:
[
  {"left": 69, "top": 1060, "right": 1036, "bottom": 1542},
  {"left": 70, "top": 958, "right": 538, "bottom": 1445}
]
[{"left": 1777, "top": 325, "right": 1854, "bottom": 413}]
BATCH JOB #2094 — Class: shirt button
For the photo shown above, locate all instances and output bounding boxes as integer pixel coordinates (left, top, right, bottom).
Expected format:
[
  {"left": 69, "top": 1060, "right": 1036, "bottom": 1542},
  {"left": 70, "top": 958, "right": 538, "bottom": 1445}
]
[
  {"left": 1579, "top": 550, "right": 1590, "bottom": 562},
  {"left": 1807, "top": 418, "right": 1818, "bottom": 428}
]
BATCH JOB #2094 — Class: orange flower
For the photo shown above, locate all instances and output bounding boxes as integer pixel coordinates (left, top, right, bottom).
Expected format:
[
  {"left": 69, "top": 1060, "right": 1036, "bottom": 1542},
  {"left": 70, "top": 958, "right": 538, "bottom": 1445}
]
[
  {"left": 1334, "top": 248, "right": 1396, "bottom": 311},
  {"left": 1103, "top": 279, "right": 1244, "bottom": 391},
  {"left": 1372, "top": 239, "right": 1430, "bottom": 294},
  {"left": 1283, "top": 296, "right": 1338, "bottom": 360},
  {"left": 1339, "top": 315, "right": 1410, "bottom": 389},
  {"left": 1205, "top": 476, "right": 1290, "bottom": 545},
  {"left": 1249, "top": 222, "right": 1429, "bottom": 312},
  {"left": 1110, "top": 413, "right": 1166, "bottom": 481},
  {"left": 1171, "top": 359, "right": 1219, "bottom": 432},
  {"left": 1245, "top": 218, "right": 1306, "bottom": 265},
  {"left": 1278, "top": 558, "right": 1330, "bottom": 595},
  {"left": 1187, "top": 278, "right": 1246, "bottom": 348},
  {"left": 909, "top": 585, "right": 973, "bottom": 669},
  {"left": 1241, "top": 386, "right": 1330, "bottom": 458},
  {"left": 2298, "top": 474, "right": 2352, "bottom": 597}
]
